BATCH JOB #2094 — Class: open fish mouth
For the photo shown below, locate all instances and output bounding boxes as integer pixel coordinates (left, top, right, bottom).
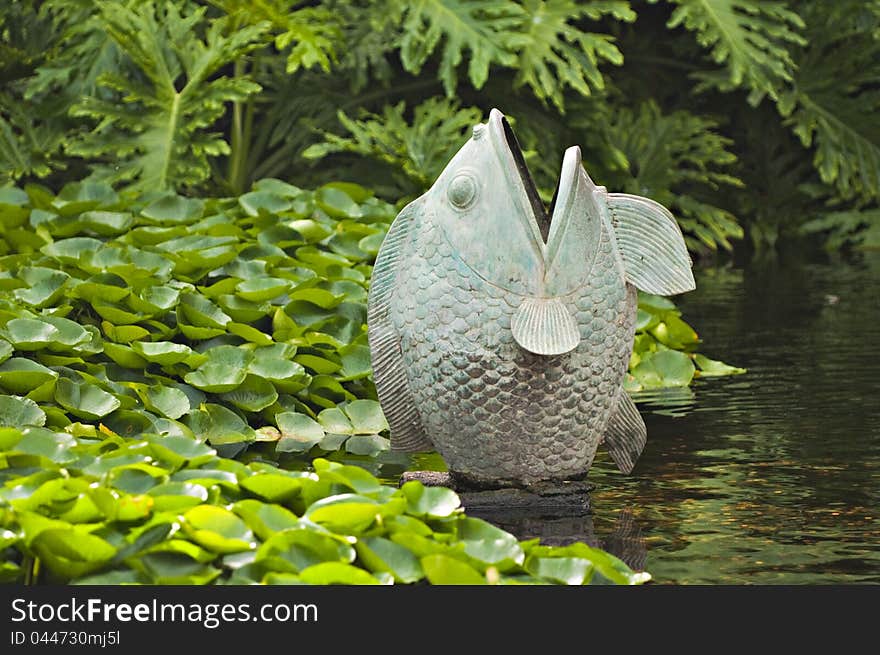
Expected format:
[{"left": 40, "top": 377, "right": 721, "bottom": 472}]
[{"left": 487, "top": 108, "right": 582, "bottom": 254}]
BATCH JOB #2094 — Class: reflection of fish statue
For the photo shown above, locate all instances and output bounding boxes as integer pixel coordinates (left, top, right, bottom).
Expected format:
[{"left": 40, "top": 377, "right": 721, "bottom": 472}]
[{"left": 368, "top": 109, "right": 694, "bottom": 488}]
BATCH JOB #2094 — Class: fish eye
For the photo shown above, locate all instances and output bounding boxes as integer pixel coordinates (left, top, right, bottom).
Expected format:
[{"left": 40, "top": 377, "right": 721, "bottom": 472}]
[{"left": 447, "top": 173, "right": 478, "bottom": 210}]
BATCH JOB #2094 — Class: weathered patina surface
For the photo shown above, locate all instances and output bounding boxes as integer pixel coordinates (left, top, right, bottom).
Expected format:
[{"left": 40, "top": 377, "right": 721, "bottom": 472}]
[{"left": 369, "top": 109, "right": 694, "bottom": 488}]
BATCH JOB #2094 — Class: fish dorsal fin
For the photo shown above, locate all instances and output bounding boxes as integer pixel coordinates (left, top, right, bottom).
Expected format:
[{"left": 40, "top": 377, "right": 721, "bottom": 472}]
[
  {"left": 602, "top": 391, "right": 647, "bottom": 474},
  {"left": 607, "top": 193, "right": 695, "bottom": 295},
  {"left": 511, "top": 296, "right": 580, "bottom": 356},
  {"left": 368, "top": 202, "right": 433, "bottom": 452}
]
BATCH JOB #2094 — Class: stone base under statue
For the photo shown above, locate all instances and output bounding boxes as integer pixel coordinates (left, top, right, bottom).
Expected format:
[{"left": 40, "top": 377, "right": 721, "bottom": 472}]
[{"left": 399, "top": 470, "right": 593, "bottom": 516}]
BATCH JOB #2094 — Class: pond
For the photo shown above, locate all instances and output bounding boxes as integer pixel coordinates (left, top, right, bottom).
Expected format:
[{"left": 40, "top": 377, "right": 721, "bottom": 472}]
[
  {"left": 583, "top": 249, "right": 880, "bottom": 584},
  {"left": 305, "top": 249, "right": 879, "bottom": 584}
]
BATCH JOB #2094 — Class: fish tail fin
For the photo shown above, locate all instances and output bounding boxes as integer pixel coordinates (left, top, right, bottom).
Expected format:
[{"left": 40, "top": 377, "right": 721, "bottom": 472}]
[{"left": 603, "top": 391, "right": 647, "bottom": 474}]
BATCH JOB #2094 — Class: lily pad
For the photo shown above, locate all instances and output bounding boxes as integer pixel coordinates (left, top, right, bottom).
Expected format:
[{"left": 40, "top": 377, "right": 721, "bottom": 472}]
[
  {"left": 401, "top": 481, "right": 460, "bottom": 519},
  {"left": 31, "top": 528, "right": 117, "bottom": 579},
  {"left": 0, "top": 358, "right": 58, "bottom": 393},
  {"left": 694, "top": 354, "right": 747, "bottom": 377},
  {"left": 342, "top": 399, "right": 388, "bottom": 433},
  {"left": 2, "top": 317, "right": 59, "bottom": 350},
  {"left": 630, "top": 350, "right": 695, "bottom": 388},
  {"left": 356, "top": 536, "right": 423, "bottom": 583},
  {"left": 298, "top": 562, "right": 379, "bottom": 585},
  {"left": 218, "top": 374, "right": 278, "bottom": 412},
  {"left": 421, "top": 554, "right": 486, "bottom": 585},
  {"left": 276, "top": 412, "right": 325, "bottom": 453},
  {"left": 0, "top": 395, "right": 46, "bottom": 428},
  {"left": 182, "top": 505, "right": 255, "bottom": 554},
  {"left": 54, "top": 377, "right": 121, "bottom": 420}
]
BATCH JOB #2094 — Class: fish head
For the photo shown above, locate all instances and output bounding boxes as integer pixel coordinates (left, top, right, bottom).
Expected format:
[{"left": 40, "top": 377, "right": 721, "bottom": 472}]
[
  {"left": 543, "top": 144, "right": 611, "bottom": 296},
  {"left": 424, "top": 108, "right": 549, "bottom": 296},
  {"left": 424, "top": 108, "right": 607, "bottom": 297}
]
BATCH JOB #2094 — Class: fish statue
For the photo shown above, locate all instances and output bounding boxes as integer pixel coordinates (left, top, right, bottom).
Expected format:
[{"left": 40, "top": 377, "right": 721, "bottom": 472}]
[{"left": 368, "top": 109, "right": 694, "bottom": 488}]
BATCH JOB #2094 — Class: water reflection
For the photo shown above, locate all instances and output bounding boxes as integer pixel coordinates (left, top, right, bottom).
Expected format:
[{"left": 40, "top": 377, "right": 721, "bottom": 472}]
[
  {"left": 464, "top": 506, "right": 648, "bottom": 572},
  {"left": 587, "top": 251, "right": 880, "bottom": 584}
]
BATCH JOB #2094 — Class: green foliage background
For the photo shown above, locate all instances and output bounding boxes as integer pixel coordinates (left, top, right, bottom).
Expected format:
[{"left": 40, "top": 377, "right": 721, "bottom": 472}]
[{"left": 2, "top": 0, "right": 878, "bottom": 251}]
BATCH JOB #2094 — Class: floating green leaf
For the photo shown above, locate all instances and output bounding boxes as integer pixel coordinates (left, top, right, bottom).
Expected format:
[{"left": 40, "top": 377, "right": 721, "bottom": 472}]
[
  {"left": 54, "top": 377, "right": 121, "bottom": 419},
  {"left": 298, "top": 562, "right": 379, "bottom": 585},
  {"left": 2, "top": 318, "right": 59, "bottom": 351},
  {"left": 401, "top": 482, "right": 460, "bottom": 519},
  {"left": 694, "top": 354, "right": 747, "bottom": 377},
  {"left": 342, "top": 399, "right": 388, "bottom": 433},
  {"left": 232, "top": 499, "right": 300, "bottom": 541},
  {"left": 421, "top": 554, "right": 486, "bottom": 585},
  {"left": 184, "top": 403, "right": 256, "bottom": 448},
  {"left": 218, "top": 375, "right": 278, "bottom": 412},
  {"left": 0, "top": 358, "right": 59, "bottom": 394},
  {"left": 525, "top": 556, "right": 592, "bottom": 585},
  {"left": 631, "top": 350, "right": 696, "bottom": 388},
  {"left": 276, "top": 412, "right": 325, "bottom": 453},
  {"left": 31, "top": 528, "right": 117, "bottom": 579},
  {"left": 345, "top": 434, "right": 390, "bottom": 456},
  {"left": 0, "top": 395, "right": 46, "bottom": 428},
  {"left": 240, "top": 473, "right": 310, "bottom": 503},
  {"left": 184, "top": 346, "right": 251, "bottom": 392},
  {"left": 131, "top": 341, "right": 194, "bottom": 366},
  {"left": 356, "top": 536, "right": 423, "bottom": 583},
  {"left": 182, "top": 505, "right": 255, "bottom": 554}
]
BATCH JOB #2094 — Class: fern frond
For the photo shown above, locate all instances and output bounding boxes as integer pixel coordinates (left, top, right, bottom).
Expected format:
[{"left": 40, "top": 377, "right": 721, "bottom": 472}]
[
  {"left": 800, "top": 208, "right": 880, "bottom": 251},
  {"left": 394, "top": 0, "right": 526, "bottom": 95},
  {"left": 325, "top": 0, "right": 400, "bottom": 91},
  {"left": 67, "top": 1, "right": 267, "bottom": 192},
  {"left": 584, "top": 100, "right": 743, "bottom": 252},
  {"left": 302, "top": 98, "right": 483, "bottom": 196},
  {"left": 0, "top": 94, "right": 68, "bottom": 185},
  {"left": 513, "top": 0, "right": 635, "bottom": 111},
  {"left": 777, "top": 1, "right": 880, "bottom": 202},
  {"left": 212, "top": 0, "right": 341, "bottom": 74},
  {"left": 652, "top": 0, "right": 805, "bottom": 103}
]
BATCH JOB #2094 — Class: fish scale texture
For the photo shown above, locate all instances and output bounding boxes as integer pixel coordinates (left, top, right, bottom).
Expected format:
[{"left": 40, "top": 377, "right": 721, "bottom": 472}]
[{"left": 390, "top": 212, "right": 637, "bottom": 487}]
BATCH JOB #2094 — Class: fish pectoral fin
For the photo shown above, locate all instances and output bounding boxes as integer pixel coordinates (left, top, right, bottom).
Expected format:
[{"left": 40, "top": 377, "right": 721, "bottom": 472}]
[
  {"left": 607, "top": 193, "right": 696, "bottom": 296},
  {"left": 603, "top": 391, "right": 647, "bottom": 474},
  {"left": 511, "top": 296, "right": 580, "bottom": 356}
]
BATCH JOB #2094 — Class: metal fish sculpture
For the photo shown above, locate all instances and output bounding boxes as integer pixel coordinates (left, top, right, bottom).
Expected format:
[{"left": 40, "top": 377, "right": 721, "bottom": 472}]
[{"left": 368, "top": 109, "right": 694, "bottom": 488}]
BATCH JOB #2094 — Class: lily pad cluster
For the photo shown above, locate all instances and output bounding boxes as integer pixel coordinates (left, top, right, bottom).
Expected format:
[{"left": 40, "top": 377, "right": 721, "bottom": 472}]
[
  {"left": 627, "top": 293, "right": 746, "bottom": 391},
  {"left": 0, "top": 180, "right": 393, "bottom": 458},
  {"left": 0, "top": 422, "right": 648, "bottom": 585}
]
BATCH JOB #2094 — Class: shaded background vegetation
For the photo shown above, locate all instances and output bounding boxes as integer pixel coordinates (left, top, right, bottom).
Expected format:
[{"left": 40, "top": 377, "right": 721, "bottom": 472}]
[{"left": 2, "top": 0, "right": 878, "bottom": 254}]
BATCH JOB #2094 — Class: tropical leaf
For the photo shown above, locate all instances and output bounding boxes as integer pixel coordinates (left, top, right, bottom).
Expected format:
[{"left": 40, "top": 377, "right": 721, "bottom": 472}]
[
  {"left": 513, "top": 0, "right": 635, "bottom": 111},
  {"left": 652, "top": 0, "right": 805, "bottom": 103},
  {"left": 25, "top": 0, "right": 124, "bottom": 101},
  {"left": 800, "top": 208, "right": 880, "bottom": 251},
  {"left": 326, "top": 0, "right": 402, "bottom": 91},
  {"left": 393, "top": 0, "right": 526, "bottom": 95},
  {"left": 67, "top": 1, "right": 267, "bottom": 192},
  {"left": 211, "top": 0, "right": 340, "bottom": 74},
  {"left": 302, "top": 98, "right": 483, "bottom": 197},
  {"left": 777, "top": 1, "right": 880, "bottom": 202},
  {"left": 0, "top": 96, "right": 68, "bottom": 185},
  {"left": 584, "top": 100, "right": 743, "bottom": 252}
]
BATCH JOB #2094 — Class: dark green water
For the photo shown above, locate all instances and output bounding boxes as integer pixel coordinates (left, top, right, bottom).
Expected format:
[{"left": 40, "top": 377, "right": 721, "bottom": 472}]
[
  {"left": 358, "top": 250, "right": 879, "bottom": 584},
  {"left": 585, "top": 250, "right": 880, "bottom": 584}
]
